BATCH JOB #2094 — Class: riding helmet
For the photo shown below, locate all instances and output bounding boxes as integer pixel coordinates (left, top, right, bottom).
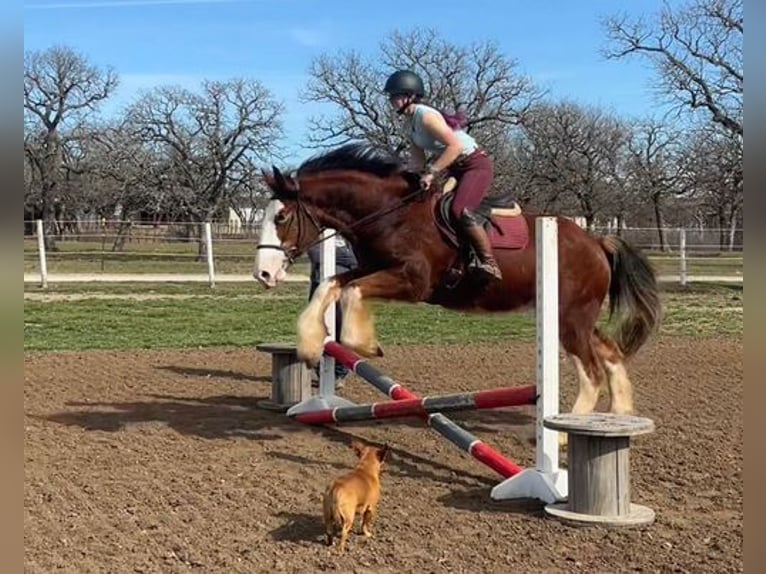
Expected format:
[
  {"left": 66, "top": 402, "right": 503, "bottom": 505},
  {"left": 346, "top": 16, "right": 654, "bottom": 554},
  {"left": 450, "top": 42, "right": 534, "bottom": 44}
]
[{"left": 383, "top": 70, "right": 425, "bottom": 97}]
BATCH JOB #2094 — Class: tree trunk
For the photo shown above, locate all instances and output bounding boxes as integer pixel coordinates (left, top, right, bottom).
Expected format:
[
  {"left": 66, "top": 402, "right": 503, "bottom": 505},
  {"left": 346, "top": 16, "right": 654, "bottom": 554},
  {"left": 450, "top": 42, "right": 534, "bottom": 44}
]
[
  {"left": 718, "top": 210, "right": 727, "bottom": 250},
  {"left": 112, "top": 220, "right": 132, "bottom": 252},
  {"left": 196, "top": 221, "right": 207, "bottom": 263},
  {"left": 40, "top": 188, "right": 58, "bottom": 252},
  {"left": 727, "top": 206, "right": 740, "bottom": 252},
  {"left": 651, "top": 192, "right": 666, "bottom": 252}
]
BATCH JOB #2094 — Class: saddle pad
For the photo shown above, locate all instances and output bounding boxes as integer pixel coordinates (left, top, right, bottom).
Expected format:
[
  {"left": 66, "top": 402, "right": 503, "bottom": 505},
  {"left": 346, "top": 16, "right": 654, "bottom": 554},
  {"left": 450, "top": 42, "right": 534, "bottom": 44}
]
[{"left": 488, "top": 214, "right": 529, "bottom": 250}]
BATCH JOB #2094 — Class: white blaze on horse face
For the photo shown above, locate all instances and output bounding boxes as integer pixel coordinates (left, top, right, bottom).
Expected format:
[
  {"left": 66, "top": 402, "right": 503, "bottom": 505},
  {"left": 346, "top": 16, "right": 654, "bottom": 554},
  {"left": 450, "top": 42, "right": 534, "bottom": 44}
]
[{"left": 254, "top": 199, "right": 288, "bottom": 288}]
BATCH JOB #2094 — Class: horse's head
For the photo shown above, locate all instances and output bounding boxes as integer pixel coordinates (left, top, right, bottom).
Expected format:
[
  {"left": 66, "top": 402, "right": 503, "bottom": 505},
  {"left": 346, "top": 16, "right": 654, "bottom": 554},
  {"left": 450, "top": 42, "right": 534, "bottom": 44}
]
[
  {"left": 254, "top": 143, "right": 422, "bottom": 288},
  {"left": 253, "top": 166, "right": 323, "bottom": 288}
]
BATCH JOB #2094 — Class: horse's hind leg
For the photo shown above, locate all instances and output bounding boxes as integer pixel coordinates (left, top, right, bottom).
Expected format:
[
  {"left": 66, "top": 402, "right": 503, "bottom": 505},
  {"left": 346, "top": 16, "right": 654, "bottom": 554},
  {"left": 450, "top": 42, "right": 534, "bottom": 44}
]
[
  {"left": 561, "top": 311, "right": 608, "bottom": 417},
  {"left": 340, "top": 264, "right": 431, "bottom": 358},
  {"left": 340, "top": 285, "right": 382, "bottom": 358},
  {"left": 593, "top": 329, "right": 635, "bottom": 414}
]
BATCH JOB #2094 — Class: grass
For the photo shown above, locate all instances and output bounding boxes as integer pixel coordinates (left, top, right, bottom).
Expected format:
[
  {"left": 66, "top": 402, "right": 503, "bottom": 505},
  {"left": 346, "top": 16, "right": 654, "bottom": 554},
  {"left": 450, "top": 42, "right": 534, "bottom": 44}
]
[{"left": 24, "top": 281, "right": 742, "bottom": 353}]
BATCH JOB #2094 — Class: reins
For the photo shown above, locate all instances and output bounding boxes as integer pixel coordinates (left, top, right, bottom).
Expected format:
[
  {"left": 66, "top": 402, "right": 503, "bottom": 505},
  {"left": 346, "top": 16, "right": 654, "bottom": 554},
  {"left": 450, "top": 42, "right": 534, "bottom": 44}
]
[{"left": 272, "top": 175, "right": 432, "bottom": 261}]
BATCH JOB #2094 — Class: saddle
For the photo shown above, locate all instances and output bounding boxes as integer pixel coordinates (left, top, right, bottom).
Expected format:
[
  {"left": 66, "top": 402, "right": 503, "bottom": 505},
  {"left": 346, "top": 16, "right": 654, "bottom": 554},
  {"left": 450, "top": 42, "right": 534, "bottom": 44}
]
[
  {"left": 432, "top": 177, "right": 530, "bottom": 289},
  {"left": 433, "top": 177, "right": 529, "bottom": 249}
]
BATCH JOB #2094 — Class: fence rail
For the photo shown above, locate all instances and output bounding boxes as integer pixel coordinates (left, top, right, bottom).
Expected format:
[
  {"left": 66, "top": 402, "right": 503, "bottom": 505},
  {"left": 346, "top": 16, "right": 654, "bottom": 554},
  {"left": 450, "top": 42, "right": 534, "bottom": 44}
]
[{"left": 23, "top": 219, "right": 743, "bottom": 288}]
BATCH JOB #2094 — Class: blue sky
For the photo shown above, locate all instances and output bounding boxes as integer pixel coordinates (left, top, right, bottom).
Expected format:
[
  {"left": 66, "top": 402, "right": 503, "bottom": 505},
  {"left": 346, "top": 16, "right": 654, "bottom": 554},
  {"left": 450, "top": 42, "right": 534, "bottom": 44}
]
[{"left": 24, "top": 0, "right": 672, "bottom": 163}]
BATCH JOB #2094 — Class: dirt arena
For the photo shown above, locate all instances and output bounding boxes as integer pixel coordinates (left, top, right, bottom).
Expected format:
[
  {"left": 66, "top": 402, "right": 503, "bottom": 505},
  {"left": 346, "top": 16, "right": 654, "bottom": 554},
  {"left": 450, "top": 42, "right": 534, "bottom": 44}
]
[{"left": 24, "top": 336, "right": 742, "bottom": 573}]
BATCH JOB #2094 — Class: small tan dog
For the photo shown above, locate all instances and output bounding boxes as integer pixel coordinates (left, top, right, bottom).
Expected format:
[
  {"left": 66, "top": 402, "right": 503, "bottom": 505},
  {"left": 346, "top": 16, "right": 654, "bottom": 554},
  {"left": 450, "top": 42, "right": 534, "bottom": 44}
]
[{"left": 322, "top": 440, "right": 390, "bottom": 553}]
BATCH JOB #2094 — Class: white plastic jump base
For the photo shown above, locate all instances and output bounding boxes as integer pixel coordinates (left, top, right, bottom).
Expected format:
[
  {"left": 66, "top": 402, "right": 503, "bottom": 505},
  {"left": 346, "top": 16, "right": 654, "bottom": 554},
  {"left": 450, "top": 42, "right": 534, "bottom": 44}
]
[
  {"left": 286, "top": 394, "right": 356, "bottom": 416},
  {"left": 492, "top": 468, "right": 568, "bottom": 504}
]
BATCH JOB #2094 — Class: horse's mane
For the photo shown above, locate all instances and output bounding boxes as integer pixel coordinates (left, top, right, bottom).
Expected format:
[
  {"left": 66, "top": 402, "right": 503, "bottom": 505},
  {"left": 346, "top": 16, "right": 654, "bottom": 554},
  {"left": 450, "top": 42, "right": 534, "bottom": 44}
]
[{"left": 297, "top": 142, "right": 405, "bottom": 179}]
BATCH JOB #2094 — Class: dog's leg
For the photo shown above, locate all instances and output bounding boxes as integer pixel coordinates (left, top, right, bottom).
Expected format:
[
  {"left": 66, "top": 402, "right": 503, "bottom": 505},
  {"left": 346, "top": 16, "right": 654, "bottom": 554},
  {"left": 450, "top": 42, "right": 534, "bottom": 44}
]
[
  {"left": 361, "top": 505, "right": 376, "bottom": 538},
  {"left": 337, "top": 511, "right": 354, "bottom": 554},
  {"left": 338, "top": 524, "right": 351, "bottom": 553}
]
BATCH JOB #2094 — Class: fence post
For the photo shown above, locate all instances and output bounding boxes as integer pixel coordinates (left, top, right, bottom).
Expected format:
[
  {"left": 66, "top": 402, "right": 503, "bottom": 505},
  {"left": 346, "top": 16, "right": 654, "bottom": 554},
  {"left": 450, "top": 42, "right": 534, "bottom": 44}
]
[
  {"left": 204, "top": 222, "right": 215, "bottom": 288},
  {"left": 36, "top": 219, "right": 48, "bottom": 289},
  {"left": 679, "top": 228, "right": 687, "bottom": 287}
]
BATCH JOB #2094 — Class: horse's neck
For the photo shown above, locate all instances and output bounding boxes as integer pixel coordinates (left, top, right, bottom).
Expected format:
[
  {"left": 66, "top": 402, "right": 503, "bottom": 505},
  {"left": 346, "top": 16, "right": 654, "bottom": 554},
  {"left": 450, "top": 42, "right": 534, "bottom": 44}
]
[{"left": 309, "top": 176, "right": 407, "bottom": 231}]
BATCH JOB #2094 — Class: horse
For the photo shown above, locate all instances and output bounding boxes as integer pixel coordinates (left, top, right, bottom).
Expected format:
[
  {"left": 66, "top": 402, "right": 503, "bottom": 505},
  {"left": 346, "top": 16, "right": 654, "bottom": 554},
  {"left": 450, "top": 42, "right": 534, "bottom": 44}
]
[{"left": 254, "top": 142, "right": 661, "bottom": 417}]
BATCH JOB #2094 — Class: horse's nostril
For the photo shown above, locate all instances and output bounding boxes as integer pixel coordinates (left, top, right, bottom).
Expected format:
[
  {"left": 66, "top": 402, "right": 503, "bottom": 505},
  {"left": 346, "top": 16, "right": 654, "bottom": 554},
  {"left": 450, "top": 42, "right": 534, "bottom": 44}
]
[{"left": 259, "top": 270, "right": 271, "bottom": 282}]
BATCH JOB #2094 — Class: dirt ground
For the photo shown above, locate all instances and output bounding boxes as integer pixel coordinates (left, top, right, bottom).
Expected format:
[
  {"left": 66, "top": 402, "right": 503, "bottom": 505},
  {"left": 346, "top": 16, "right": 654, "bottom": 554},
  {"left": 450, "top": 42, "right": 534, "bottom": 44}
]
[{"left": 24, "top": 337, "right": 743, "bottom": 573}]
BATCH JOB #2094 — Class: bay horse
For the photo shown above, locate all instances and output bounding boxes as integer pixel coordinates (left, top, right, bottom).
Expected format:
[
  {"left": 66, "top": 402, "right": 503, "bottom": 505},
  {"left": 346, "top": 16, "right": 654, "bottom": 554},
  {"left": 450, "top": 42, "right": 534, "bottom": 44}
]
[{"left": 254, "top": 143, "right": 661, "bottom": 416}]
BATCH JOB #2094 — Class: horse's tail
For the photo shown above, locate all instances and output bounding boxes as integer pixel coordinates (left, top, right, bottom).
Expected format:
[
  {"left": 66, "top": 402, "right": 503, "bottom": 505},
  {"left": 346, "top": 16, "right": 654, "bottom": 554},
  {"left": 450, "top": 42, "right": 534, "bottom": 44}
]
[{"left": 599, "top": 235, "right": 662, "bottom": 359}]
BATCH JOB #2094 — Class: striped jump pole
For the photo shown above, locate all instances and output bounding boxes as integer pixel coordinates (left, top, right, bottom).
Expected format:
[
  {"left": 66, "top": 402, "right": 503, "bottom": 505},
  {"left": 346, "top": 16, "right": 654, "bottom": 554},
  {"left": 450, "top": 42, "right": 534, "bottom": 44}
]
[
  {"left": 291, "top": 384, "right": 537, "bottom": 425},
  {"left": 323, "top": 341, "right": 527, "bottom": 479}
]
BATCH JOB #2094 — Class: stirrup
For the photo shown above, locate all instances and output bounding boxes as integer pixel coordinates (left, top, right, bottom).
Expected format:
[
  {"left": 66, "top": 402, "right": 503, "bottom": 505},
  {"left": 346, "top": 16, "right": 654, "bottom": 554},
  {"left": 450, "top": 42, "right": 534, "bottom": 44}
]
[{"left": 475, "top": 260, "right": 503, "bottom": 280}]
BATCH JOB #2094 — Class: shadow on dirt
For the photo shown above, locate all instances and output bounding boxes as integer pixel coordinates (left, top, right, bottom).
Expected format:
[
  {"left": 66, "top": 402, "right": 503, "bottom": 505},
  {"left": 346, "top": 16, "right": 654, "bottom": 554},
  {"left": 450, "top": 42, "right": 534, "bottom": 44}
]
[
  {"left": 267, "top": 425, "right": 499, "bottom": 489},
  {"left": 437, "top": 486, "right": 546, "bottom": 516},
  {"left": 269, "top": 511, "right": 325, "bottom": 544},
  {"left": 157, "top": 365, "right": 271, "bottom": 383},
  {"left": 38, "top": 392, "right": 297, "bottom": 440},
  {"left": 37, "top": 386, "right": 539, "bottom": 495}
]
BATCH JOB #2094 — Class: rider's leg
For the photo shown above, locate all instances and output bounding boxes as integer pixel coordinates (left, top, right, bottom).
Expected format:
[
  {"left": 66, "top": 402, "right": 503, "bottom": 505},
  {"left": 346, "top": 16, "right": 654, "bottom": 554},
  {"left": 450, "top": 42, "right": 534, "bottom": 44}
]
[
  {"left": 460, "top": 209, "right": 502, "bottom": 280},
  {"left": 448, "top": 152, "right": 502, "bottom": 280}
]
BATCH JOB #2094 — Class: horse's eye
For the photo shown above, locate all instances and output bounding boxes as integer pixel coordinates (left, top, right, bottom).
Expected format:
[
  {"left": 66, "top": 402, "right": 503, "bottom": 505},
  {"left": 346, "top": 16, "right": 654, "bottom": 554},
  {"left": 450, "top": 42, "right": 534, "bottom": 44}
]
[{"left": 274, "top": 211, "right": 288, "bottom": 224}]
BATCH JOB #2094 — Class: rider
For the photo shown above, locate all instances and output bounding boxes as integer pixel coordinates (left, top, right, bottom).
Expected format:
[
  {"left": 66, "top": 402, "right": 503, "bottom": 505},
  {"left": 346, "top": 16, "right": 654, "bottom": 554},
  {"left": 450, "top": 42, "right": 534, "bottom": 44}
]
[{"left": 383, "top": 69, "right": 502, "bottom": 281}]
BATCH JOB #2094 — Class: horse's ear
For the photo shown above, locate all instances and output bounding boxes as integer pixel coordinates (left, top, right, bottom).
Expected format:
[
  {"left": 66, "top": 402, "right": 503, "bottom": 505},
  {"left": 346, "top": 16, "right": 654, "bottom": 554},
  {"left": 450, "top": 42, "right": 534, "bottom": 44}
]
[
  {"left": 272, "top": 166, "right": 287, "bottom": 190},
  {"left": 261, "top": 167, "right": 276, "bottom": 190},
  {"left": 273, "top": 166, "right": 301, "bottom": 196}
]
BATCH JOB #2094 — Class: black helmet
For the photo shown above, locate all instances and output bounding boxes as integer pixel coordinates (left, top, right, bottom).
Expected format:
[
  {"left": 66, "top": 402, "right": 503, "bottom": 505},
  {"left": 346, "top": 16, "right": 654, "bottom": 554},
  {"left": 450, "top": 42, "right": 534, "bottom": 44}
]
[{"left": 383, "top": 70, "right": 425, "bottom": 97}]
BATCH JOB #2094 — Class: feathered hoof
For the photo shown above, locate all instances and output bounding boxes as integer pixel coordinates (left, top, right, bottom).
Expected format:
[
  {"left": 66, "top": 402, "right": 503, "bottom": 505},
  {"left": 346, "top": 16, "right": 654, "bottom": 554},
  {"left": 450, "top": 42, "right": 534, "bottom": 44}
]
[{"left": 297, "top": 340, "right": 323, "bottom": 368}]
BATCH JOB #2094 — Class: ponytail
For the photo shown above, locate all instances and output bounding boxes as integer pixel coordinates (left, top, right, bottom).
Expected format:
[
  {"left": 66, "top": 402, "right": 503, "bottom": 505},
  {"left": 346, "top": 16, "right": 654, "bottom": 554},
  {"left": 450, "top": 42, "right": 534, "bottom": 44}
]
[{"left": 440, "top": 109, "right": 468, "bottom": 130}]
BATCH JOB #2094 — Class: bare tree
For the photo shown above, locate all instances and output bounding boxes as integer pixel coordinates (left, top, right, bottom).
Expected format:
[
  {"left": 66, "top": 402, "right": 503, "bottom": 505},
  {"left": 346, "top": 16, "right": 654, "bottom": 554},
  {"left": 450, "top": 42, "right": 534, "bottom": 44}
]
[
  {"left": 66, "top": 120, "right": 171, "bottom": 248},
  {"left": 24, "top": 45, "right": 119, "bottom": 247},
  {"left": 227, "top": 160, "right": 272, "bottom": 228},
  {"left": 518, "top": 102, "right": 629, "bottom": 229},
  {"left": 682, "top": 125, "right": 742, "bottom": 249},
  {"left": 625, "top": 119, "right": 688, "bottom": 250},
  {"left": 300, "top": 27, "right": 543, "bottom": 166},
  {"left": 124, "top": 79, "right": 283, "bottom": 256},
  {"left": 602, "top": 0, "right": 743, "bottom": 137}
]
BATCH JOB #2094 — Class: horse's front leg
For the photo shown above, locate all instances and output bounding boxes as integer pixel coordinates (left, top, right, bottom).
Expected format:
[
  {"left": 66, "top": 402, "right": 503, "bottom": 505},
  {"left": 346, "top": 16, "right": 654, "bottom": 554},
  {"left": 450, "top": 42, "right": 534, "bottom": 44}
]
[
  {"left": 296, "top": 270, "right": 362, "bottom": 366},
  {"left": 340, "top": 265, "right": 430, "bottom": 359}
]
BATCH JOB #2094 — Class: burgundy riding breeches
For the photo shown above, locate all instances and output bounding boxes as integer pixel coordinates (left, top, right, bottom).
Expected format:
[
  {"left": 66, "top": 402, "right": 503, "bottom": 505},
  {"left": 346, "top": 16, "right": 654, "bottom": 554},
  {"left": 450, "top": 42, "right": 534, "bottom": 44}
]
[{"left": 447, "top": 149, "right": 494, "bottom": 221}]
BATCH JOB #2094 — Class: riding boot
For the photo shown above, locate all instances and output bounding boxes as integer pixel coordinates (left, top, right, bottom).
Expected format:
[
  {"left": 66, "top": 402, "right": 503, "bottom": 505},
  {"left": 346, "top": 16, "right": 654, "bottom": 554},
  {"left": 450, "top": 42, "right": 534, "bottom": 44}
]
[{"left": 460, "top": 210, "right": 503, "bottom": 280}]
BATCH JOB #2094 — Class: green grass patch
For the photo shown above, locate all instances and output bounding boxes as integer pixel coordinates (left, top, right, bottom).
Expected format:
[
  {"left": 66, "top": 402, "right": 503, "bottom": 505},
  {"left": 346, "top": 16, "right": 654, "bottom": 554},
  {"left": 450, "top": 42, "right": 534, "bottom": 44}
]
[
  {"left": 24, "top": 282, "right": 742, "bottom": 352},
  {"left": 658, "top": 283, "right": 743, "bottom": 338}
]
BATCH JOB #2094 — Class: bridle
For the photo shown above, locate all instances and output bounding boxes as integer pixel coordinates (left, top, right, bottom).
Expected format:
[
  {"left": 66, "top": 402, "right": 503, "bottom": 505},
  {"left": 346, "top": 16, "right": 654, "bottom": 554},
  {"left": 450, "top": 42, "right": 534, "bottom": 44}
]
[
  {"left": 255, "top": 194, "right": 322, "bottom": 266},
  {"left": 256, "top": 173, "right": 431, "bottom": 266}
]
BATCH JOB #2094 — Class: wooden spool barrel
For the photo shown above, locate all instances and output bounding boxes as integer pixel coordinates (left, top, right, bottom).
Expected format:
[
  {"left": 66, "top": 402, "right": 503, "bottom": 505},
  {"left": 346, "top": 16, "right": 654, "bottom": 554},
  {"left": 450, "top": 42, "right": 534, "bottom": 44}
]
[
  {"left": 255, "top": 343, "right": 312, "bottom": 412},
  {"left": 543, "top": 413, "right": 656, "bottom": 527}
]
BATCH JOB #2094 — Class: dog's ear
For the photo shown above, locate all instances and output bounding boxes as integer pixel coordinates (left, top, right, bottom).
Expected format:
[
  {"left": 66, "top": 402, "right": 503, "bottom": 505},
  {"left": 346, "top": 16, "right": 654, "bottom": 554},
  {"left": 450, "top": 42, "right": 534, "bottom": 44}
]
[
  {"left": 377, "top": 444, "right": 390, "bottom": 463},
  {"left": 350, "top": 440, "right": 365, "bottom": 457}
]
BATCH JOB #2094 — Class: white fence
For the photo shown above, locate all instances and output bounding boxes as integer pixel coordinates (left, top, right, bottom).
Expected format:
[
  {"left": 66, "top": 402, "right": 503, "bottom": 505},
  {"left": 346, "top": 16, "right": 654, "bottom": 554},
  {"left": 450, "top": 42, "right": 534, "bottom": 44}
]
[{"left": 23, "top": 219, "right": 743, "bottom": 288}]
